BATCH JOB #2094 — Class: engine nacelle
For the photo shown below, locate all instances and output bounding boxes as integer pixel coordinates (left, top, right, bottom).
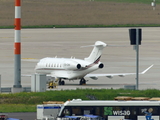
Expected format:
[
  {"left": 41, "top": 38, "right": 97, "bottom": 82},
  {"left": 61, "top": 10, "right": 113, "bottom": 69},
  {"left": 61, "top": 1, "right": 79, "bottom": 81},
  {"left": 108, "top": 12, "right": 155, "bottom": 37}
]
[
  {"left": 64, "top": 61, "right": 81, "bottom": 70},
  {"left": 99, "top": 63, "right": 104, "bottom": 68}
]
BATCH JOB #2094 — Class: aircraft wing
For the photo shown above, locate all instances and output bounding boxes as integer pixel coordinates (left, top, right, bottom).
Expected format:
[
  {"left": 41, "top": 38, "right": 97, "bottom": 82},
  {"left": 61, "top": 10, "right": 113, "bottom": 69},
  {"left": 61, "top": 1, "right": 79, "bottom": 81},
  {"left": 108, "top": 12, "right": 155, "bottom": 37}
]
[{"left": 85, "top": 64, "right": 154, "bottom": 80}]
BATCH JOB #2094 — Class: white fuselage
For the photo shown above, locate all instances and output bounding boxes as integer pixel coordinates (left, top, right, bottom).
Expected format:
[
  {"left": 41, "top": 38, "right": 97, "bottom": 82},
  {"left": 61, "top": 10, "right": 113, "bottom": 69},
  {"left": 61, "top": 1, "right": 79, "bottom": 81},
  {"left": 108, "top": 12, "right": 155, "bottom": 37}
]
[{"left": 35, "top": 57, "right": 102, "bottom": 80}]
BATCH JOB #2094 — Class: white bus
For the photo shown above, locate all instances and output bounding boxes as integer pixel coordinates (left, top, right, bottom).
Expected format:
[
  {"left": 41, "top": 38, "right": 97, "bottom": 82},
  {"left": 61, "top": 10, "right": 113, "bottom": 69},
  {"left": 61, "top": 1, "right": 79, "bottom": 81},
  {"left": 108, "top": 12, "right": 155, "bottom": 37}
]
[{"left": 57, "top": 99, "right": 160, "bottom": 120}]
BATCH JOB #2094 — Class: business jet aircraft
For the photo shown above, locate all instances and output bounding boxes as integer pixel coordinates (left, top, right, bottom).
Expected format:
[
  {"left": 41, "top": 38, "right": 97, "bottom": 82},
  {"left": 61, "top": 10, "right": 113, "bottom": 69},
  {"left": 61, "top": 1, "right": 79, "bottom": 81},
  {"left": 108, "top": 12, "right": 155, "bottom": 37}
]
[{"left": 34, "top": 41, "right": 153, "bottom": 85}]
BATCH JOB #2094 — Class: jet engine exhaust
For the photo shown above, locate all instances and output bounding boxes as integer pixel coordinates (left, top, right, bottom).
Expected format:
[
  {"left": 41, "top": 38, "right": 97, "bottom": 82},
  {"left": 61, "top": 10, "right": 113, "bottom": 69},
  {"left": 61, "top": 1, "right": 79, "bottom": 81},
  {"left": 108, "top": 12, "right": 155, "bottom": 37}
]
[
  {"left": 77, "top": 64, "right": 81, "bottom": 69},
  {"left": 99, "top": 63, "right": 104, "bottom": 68}
]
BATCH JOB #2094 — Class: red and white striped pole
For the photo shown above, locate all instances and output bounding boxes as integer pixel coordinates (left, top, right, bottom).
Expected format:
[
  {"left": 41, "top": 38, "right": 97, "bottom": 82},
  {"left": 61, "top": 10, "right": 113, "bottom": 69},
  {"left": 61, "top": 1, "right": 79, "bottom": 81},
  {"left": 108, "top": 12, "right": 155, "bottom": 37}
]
[{"left": 14, "top": 0, "right": 22, "bottom": 89}]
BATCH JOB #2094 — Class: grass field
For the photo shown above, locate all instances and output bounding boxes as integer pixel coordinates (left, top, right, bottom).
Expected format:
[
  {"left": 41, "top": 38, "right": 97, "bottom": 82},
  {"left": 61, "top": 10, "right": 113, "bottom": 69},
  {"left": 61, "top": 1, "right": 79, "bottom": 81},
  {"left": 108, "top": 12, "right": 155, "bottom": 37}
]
[
  {"left": 0, "top": 0, "right": 160, "bottom": 27},
  {"left": 0, "top": 89, "right": 160, "bottom": 112}
]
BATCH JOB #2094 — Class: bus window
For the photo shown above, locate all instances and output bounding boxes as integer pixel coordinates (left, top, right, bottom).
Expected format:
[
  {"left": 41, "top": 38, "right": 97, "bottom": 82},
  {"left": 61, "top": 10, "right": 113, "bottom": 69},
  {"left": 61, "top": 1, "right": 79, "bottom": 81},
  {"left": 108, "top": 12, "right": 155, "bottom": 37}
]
[
  {"left": 138, "top": 106, "right": 159, "bottom": 116},
  {"left": 137, "top": 106, "right": 160, "bottom": 120},
  {"left": 83, "top": 107, "right": 95, "bottom": 115},
  {"left": 60, "top": 107, "right": 71, "bottom": 117},
  {"left": 71, "top": 107, "right": 82, "bottom": 116},
  {"left": 94, "top": 107, "right": 102, "bottom": 116},
  {"left": 63, "top": 109, "right": 70, "bottom": 116}
]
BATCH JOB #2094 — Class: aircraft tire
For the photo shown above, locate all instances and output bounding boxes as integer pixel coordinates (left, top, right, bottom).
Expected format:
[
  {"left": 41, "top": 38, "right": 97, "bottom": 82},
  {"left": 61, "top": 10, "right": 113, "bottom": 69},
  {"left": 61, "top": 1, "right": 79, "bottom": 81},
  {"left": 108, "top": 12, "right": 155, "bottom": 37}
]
[
  {"left": 83, "top": 80, "right": 86, "bottom": 85},
  {"left": 80, "top": 78, "right": 86, "bottom": 85},
  {"left": 80, "top": 81, "right": 83, "bottom": 85},
  {"left": 61, "top": 81, "right": 65, "bottom": 85}
]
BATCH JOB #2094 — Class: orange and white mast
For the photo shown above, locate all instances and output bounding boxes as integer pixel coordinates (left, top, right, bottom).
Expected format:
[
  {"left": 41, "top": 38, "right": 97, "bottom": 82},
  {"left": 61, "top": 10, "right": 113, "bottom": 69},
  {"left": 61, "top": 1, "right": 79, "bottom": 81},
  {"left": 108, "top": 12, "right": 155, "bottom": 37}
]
[{"left": 13, "top": 0, "right": 22, "bottom": 89}]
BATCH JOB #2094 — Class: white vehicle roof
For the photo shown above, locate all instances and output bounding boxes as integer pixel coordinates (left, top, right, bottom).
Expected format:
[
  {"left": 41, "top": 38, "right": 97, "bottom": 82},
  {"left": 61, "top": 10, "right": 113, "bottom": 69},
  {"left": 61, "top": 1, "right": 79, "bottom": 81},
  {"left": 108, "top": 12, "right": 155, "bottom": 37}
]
[{"left": 63, "top": 99, "right": 160, "bottom": 106}]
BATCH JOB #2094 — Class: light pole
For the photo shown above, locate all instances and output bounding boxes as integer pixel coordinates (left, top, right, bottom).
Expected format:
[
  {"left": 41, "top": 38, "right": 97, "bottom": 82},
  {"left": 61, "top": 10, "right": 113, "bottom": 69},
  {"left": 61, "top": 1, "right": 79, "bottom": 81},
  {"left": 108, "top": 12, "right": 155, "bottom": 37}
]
[{"left": 129, "top": 28, "right": 142, "bottom": 90}]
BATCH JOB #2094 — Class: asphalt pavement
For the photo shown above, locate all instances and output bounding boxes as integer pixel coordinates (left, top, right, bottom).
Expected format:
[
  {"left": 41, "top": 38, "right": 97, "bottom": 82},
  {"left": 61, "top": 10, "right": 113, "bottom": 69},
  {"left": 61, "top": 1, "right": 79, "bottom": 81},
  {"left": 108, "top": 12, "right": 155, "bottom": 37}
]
[{"left": 0, "top": 28, "right": 159, "bottom": 89}]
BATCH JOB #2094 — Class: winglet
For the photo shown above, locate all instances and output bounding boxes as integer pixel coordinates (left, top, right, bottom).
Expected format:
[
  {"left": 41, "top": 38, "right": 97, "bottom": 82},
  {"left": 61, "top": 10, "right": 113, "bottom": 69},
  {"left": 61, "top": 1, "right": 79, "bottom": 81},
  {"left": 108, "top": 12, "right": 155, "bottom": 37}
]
[{"left": 141, "top": 64, "right": 154, "bottom": 74}]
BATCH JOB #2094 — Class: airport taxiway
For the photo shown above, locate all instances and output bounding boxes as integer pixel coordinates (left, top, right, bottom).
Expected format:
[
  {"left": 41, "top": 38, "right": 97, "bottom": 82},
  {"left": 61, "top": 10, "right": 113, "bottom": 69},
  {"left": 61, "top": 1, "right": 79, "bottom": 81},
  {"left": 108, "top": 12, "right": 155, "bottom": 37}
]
[{"left": 0, "top": 28, "right": 159, "bottom": 90}]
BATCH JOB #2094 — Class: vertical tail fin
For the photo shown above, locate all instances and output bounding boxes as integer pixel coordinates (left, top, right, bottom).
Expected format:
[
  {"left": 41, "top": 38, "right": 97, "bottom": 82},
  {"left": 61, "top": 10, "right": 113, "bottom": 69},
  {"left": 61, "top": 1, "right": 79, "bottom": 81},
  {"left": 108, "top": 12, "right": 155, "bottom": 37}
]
[{"left": 84, "top": 41, "right": 106, "bottom": 63}]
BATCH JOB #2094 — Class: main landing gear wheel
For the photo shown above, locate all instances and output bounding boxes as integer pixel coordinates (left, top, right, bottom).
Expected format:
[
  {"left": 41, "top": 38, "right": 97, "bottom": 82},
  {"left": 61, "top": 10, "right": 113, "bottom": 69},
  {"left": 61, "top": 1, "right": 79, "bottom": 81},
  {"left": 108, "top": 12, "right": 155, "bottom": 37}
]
[
  {"left": 58, "top": 79, "right": 65, "bottom": 85},
  {"left": 79, "top": 78, "right": 86, "bottom": 85}
]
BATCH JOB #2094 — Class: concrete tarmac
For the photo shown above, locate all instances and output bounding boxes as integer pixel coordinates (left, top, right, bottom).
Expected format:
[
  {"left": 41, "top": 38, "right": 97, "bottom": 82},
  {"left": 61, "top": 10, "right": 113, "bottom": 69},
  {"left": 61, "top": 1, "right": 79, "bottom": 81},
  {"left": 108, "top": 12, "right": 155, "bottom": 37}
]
[{"left": 0, "top": 28, "right": 159, "bottom": 90}]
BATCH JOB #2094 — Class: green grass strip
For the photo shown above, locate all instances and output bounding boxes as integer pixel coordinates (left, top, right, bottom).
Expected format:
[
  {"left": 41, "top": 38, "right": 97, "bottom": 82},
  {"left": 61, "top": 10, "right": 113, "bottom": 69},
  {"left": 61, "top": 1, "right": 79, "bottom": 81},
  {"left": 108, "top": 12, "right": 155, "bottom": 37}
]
[
  {"left": 0, "top": 104, "right": 36, "bottom": 113},
  {"left": 0, "top": 89, "right": 160, "bottom": 112}
]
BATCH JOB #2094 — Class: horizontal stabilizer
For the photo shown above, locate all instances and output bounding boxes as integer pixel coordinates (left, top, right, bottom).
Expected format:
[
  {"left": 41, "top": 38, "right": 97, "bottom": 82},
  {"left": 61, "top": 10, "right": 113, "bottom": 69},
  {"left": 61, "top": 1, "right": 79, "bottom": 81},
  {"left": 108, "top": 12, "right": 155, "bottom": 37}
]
[{"left": 84, "top": 41, "right": 106, "bottom": 63}]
